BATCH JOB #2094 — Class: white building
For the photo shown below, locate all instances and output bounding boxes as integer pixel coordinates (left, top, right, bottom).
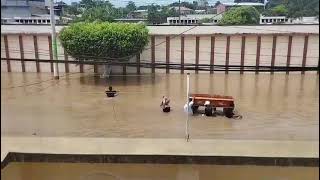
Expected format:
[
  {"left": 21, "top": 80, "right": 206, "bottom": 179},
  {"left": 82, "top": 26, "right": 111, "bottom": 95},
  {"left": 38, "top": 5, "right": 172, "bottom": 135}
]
[
  {"left": 1, "top": 15, "right": 60, "bottom": 24},
  {"left": 167, "top": 14, "right": 222, "bottom": 25},
  {"left": 167, "top": 17, "right": 200, "bottom": 25},
  {"left": 260, "top": 15, "right": 319, "bottom": 25},
  {"left": 260, "top": 15, "right": 290, "bottom": 24}
]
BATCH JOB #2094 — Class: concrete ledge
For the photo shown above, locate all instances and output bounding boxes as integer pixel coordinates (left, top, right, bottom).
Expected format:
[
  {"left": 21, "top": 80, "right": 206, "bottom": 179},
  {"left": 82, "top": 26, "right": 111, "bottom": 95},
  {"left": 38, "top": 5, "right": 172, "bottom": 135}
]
[
  {"left": 1, "top": 137, "right": 319, "bottom": 169},
  {"left": 2, "top": 153, "right": 319, "bottom": 169}
]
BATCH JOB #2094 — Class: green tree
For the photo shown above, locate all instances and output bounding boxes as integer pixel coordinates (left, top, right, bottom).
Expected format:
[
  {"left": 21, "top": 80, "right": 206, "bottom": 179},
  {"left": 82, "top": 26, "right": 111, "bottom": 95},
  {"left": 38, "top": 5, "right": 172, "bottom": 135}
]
[
  {"left": 79, "top": 0, "right": 113, "bottom": 9},
  {"left": 126, "top": 1, "right": 136, "bottom": 12},
  {"left": 270, "top": 4, "right": 288, "bottom": 16},
  {"left": 199, "top": 17, "right": 213, "bottom": 23},
  {"left": 169, "top": 1, "right": 197, "bottom": 10},
  {"left": 64, "top": 4, "right": 81, "bottom": 17},
  {"left": 59, "top": 22, "right": 149, "bottom": 60},
  {"left": 219, "top": 6, "right": 260, "bottom": 25},
  {"left": 287, "top": 0, "right": 319, "bottom": 18},
  {"left": 213, "top": 1, "right": 221, "bottom": 8},
  {"left": 75, "top": 6, "right": 117, "bottom": 22},
  {"left": 147, "top": 5, "right": 162, "bottom": 24}
]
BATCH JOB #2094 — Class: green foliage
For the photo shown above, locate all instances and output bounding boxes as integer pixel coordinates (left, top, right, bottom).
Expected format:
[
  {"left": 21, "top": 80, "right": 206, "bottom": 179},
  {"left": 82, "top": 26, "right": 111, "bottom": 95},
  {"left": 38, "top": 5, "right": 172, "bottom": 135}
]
[
  {"left": 147, "top": 5, "right": 178, "bottom": 24},
  {"left": 75, "top": 6, "right": 117, "bottom": 22},
  {"left": 79, "top": 0, "right": 113, "bottom": 9},
  {"left": 59, "top": 22, "right": 149, "bottom": 60},
  {"left": 64, "top": 5, "right": 81, "bottom": 16},
  {"left": 219, "top": 6, "right": 260, "bottom": 25},
  {"left": 213, "top": 1, "right": 221, "bottom": 8},
  {"left": 169, "top": 1, "right": 197, "bottom": 10},
  {"left": 270, "top": 4, "right": 288, "bottom": 16},
  {"left": 199, "top": 17, "right": 213, "bottom": 23},
  {"left": 287, "top": 0, "right": 319, "bottom": 18},
  {"left": 126, "top": 1, "right": 136, "bottom": 12},
  {"left": 265, "top": 0, "right": 319, "bottom": 18}
]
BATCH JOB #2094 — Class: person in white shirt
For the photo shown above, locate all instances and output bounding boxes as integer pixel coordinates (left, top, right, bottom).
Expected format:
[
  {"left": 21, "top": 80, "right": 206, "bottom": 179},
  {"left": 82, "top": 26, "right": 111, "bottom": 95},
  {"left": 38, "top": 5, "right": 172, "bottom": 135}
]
[{"left": 184, "top": 97, "right": 194, "bottom": 115}]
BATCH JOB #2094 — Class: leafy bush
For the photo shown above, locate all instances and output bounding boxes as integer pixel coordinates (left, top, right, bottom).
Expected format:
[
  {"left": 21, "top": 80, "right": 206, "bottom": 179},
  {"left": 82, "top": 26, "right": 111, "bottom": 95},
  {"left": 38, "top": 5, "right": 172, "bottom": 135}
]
[
  {"left": 59, "top": 22, "right": 149, "bottom": 61},
  {"left": 219, "top": 6, "right": 260, "bottom": 25}
]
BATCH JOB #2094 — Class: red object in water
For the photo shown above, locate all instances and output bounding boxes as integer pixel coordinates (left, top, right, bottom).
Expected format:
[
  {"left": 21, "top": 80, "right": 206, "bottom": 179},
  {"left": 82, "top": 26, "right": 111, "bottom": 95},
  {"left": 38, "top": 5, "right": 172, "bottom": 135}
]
[{"left": 190, "top": 93, "right": 234, "bottom": 108}]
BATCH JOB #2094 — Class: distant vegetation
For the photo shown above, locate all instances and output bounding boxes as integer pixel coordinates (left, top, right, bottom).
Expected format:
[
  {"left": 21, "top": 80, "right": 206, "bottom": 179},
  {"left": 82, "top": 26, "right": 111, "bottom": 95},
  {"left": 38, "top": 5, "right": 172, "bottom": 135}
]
[
  {"left": 219, "top": 6, "right": 260, "bottom": 25},
  {"left": 264, "top": 0, "right": 319, "bottom": 18},
  {"left": 62, "top": 0, "right": 319, "bottom": 25},
  {"left": 59, "top": 22, "right": 149, "bottom": 60}
]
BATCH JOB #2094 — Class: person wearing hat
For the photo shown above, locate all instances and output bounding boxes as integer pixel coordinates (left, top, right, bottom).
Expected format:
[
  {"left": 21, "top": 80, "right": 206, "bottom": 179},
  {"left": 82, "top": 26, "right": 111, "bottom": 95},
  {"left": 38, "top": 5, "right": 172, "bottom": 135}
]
[{"left": 204, "top": 100, "right": 213, "bottom": 116}]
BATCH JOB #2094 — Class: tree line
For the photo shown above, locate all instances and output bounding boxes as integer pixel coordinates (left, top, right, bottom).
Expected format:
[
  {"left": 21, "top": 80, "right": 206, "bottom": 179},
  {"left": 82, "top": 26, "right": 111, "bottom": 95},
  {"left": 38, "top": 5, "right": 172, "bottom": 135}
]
[{"left": 63, "top": 0, "right": 319, "bottom": 25}]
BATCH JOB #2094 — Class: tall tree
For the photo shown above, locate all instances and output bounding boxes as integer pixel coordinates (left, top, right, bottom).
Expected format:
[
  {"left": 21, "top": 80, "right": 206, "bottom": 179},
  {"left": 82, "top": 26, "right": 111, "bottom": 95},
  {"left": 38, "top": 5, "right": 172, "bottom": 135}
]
[
  {"left": 270, "top": 4, "right": 288, "bottom": 16},
  {"left": 213, "top": 1, "right": 221, "bottom": 8},
  {"left": 126, "top": 1, "right": 136, "bottom": 12},
  {"left": 219, "top": 6, "right": 260, "bottom": 25},
  {"left": 287, "top": 0, "right": 319, "bottom": 18}
]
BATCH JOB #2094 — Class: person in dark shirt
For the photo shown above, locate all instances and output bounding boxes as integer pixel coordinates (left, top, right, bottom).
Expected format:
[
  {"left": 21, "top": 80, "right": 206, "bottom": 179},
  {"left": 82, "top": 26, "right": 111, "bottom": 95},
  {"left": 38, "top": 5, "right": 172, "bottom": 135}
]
[{"left": 105, "top": 86, "right": 117, "bottom": 97}]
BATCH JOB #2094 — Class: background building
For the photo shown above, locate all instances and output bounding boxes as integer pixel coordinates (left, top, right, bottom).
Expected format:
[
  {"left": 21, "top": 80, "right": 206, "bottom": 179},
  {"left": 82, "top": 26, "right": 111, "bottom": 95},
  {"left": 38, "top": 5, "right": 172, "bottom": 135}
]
[
  {"left": 1, "top": 0, "right": 63, "bottom": 24},
  {"left": 216, "top": 2, "right": 265, "bottom": 14}
]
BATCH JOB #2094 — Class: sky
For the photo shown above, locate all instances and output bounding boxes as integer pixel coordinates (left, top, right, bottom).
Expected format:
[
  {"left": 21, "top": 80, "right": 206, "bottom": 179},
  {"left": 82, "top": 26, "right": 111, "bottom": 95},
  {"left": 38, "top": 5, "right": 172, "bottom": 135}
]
[{"left": 64, "top": 0, "right": 234, "bottom": 7}]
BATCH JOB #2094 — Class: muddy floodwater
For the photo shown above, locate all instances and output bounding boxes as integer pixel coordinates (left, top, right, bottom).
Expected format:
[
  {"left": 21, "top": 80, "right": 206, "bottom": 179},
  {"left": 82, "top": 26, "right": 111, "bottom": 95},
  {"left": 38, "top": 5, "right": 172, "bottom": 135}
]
[
  {"left": 1, "top": 72, "right": 319, "bottom": 140},
  {"left": 1, "top": 162, "right": 319, "bottom": 180}
]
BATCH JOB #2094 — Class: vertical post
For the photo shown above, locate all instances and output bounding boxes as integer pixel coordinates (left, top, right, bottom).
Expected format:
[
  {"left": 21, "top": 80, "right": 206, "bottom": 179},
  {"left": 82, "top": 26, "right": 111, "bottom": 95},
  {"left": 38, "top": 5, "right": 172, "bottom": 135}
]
[
  {"left": 186, "top": 73, "right": 190, "bottom": 141},
  {"left": 178, "top": 0, "right": 181, "bottom": 25},
  {"left": 136, "top": 53, "right": 140, "bottom": 74},
  {"left": 166, "top": 36, "right": 170, "bottom": 74},
  {"left": 181, "top": 36, "right": 184, "bottom": 74},
  {"left": 33, "top": 35, "right": 40, "bottom": 72},
  {"left": 122, "top": 62, "right": 126, "bottom": 75},
  {"left": 271, "top": 35, "right": 277, "bottom": 74},
  {"left": 151, "top": 36, "right": 155, "bottom": 73},
  {"left": 4, "top": 35, "right": 11, "bottom": 72},
  {"left": 93, "top": 63, "right": 98, "bottom": 74},
  {"left": 210, "top": 36, "right": 215, "bottom": 74},
  {"left": 18, "top": 35, "right": 25, "bottom": 72},
  {"left": 286, "top": 36, "right": 292, "bottom": 74},
  {"left": 317, "top": 57, "right": 319, "bottom": 74},
  {"left": 48, "top": 35, "right": 54, "bottom": 72},
  {"left": 240, "top": 36, "right": 246, "bottom": 74},
  {"left": 64, "top": 49, "right": 69, "bottom": 73},
  {"left": 256, "top": 36, "right": 261, "bottom": 74},
  {"left": 50, "top": 0, "right": 59, "bottom": 79},
  {"left": 302, "top": 35, "right": 309, "bottom": 74},
  {"left": 195, "top": 36, "right": 200, "bottom": 74},
  {"left": 225, "top": 36, "right": 230, "bottom": 74},
  {"left": 79, "top": 61, "right": 84, "bottom": 73}
]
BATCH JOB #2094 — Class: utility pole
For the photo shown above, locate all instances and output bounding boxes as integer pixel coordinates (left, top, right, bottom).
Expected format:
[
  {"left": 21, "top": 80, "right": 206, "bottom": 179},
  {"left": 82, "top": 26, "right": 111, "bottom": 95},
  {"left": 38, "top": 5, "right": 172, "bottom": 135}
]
[
  {"left": 186, "top": 73, "right": 190, "bottom": 141},
  {"left": 178, "top": 0, "right": 181, "bottom": 25},
  {"left": 50, "top": 0, "right": 59, "bottom": 79}
]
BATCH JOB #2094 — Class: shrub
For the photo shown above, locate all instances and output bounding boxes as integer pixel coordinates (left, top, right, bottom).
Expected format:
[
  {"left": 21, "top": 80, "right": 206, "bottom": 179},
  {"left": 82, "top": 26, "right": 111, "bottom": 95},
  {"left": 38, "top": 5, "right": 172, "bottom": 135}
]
[
  {"left": 219, "top": 6, "right": 260, "bottom": 25},
  {"left": 59, "top": 22, "right": 149, "bottom": 61}
]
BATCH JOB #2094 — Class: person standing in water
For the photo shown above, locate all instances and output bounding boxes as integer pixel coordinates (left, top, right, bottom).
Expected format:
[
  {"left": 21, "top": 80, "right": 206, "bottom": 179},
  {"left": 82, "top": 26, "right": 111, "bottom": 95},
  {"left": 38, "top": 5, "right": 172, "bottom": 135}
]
[
  {"left": 105, "top": 86, "right": 117, "bottom": 97},
  {"left": 184, "top": 97, "right": 194, "bottom": 115},
  {"left": 160, "top": 96, "right": 171, "bottom": 112}
]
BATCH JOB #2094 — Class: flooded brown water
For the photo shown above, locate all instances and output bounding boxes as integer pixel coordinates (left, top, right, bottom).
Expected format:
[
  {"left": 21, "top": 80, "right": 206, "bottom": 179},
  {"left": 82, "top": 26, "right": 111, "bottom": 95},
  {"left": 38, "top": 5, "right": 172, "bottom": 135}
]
[
  {"left": 1, "top": 72, "right": 319, "bottom": 140},
  {"left": 1, "top": 162, "right": 319, "bottom": 180}
]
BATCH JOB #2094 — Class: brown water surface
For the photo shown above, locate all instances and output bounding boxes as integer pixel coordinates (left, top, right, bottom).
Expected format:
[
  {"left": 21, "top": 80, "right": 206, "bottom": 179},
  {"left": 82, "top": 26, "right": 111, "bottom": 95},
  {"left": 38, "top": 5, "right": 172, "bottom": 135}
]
[{"left": 1, "top": 72, "right": 319, "bottom": 140}]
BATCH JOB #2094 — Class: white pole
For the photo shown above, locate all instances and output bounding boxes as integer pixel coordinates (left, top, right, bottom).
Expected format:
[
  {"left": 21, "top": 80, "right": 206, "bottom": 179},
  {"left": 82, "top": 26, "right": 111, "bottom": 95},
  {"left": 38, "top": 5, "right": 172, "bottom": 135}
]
[
  {"left": 186, "top": 73, "right": 190, "bottom": 141},
  {"left": 50, "top": 0, "right": 59, "bottom": 79},
  {"left": 178, "top": 0, "right": 181, "bottom": 25}
]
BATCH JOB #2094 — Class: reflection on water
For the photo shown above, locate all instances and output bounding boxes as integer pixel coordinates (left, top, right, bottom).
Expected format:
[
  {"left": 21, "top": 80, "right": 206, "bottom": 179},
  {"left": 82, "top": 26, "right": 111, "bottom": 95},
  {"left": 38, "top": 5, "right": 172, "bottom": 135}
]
[
  {"left": 1, "top": 72, "right": 319, "bottom": 140},
  {"left": 1, "top": 163, "right": 319, "bottom": 180}
]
